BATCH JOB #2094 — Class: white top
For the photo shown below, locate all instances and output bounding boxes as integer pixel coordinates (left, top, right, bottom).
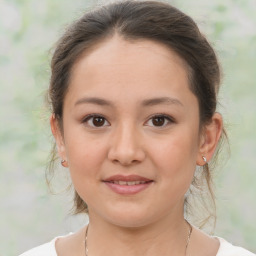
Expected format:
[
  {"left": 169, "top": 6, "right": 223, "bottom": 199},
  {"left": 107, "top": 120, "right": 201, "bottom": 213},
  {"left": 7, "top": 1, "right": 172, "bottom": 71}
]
[{"left": 19, "top": 236, "right": 255, "bottom": 256}]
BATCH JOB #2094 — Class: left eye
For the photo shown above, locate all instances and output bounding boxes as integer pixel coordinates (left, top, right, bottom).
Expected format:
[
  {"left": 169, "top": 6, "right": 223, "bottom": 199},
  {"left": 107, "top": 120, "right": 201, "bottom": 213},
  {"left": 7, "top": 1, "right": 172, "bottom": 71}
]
[
  {"left": 146, "top": 115, "right": 174, "bottom": 127},
  {"left": 83, "top": 115, "right": 110, "bottom": 128}
]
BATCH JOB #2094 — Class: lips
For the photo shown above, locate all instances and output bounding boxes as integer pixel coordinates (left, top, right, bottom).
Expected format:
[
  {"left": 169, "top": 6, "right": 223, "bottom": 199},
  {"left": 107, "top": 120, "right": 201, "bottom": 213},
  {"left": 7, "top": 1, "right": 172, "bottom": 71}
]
[
  {"left": 109, "top": 180, "right": 149, "bottom": 185},
  {"left": 103, "top": 175, "right": 153, "bottom": 195},
  {"left": 103, "top": 174, "right": 152, "bottom": 182}
]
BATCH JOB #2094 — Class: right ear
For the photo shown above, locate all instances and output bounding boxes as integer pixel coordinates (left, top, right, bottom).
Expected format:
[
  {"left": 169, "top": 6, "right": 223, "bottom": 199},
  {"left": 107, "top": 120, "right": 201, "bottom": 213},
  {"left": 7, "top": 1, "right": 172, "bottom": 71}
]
[{"left": 50, "top": 114, "right": 67, "bottom": 164}]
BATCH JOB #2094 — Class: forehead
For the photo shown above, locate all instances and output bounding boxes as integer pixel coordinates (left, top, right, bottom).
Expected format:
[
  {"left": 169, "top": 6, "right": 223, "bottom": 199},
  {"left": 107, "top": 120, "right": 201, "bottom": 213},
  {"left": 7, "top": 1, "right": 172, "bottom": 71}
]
[
  {"left": 66, "top": 36, "right": 197, "bottom": 111},
  {"left": 72, "top": 35, "right": 189, "bottom": 82}
]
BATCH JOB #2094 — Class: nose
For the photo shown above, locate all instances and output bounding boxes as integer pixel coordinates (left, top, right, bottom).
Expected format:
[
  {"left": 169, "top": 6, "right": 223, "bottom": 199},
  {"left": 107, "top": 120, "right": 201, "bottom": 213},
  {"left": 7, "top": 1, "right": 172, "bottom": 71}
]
[{"left": 107, "top": 123, "right": 146, "bottom": 166}]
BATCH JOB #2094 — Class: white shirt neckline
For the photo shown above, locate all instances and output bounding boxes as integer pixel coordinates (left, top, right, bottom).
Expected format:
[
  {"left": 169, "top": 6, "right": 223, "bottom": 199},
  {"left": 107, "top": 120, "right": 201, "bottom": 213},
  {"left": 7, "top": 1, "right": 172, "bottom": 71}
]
[{"left": 50, "top": 236, "right": 228, "bottom": 256}]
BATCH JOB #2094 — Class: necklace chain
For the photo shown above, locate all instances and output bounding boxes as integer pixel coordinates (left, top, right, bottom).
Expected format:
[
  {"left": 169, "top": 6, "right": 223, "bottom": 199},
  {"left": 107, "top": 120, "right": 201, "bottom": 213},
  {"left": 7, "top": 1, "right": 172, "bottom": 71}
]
[
  {"left": 85, "top": 225, "right": 89, "bottom": 256},
  {"left": 185, "top": 220, "right": 193, "bottom": 255},
  {"left": 85, "top": 220, "right": 193, "bottom": 256}
]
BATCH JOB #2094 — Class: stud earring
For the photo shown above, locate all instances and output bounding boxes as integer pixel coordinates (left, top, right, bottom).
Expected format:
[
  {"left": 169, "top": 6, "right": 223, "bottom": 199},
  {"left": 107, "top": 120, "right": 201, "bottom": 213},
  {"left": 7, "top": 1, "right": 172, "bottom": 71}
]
[
  {"left": 61, "top": 159, "right": 68, "bottom": 167},
  {"left": 202, "top": 156, "right": 207, "bottom": 163}
]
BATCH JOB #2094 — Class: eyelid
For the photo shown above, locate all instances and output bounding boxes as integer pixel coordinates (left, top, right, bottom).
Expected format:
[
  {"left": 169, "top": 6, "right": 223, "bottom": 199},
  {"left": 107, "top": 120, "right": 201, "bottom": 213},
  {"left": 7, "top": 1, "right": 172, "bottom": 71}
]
[
  {"left": 82, "top": 114, "right": 110, "bottom": 127},
  {"left": 145, "top": 113, "right": 175, "bottom": 127},
  {"left": 81, "top": 113, "right": 175, "bottom": 128}
]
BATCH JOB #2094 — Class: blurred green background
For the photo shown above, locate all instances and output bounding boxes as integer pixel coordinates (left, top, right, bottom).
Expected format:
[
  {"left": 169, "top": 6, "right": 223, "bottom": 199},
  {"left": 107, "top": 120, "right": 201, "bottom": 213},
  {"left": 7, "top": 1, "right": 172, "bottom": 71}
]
[{"left": 0, "top": 0, "right": 255, "bottom": 255}]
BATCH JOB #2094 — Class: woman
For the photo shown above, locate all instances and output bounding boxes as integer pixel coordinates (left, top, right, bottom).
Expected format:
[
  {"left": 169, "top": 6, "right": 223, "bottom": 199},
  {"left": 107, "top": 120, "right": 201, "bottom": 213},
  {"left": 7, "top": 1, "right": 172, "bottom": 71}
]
[{"left": 20, "top": 1, "right": 254, "bottom": 255}]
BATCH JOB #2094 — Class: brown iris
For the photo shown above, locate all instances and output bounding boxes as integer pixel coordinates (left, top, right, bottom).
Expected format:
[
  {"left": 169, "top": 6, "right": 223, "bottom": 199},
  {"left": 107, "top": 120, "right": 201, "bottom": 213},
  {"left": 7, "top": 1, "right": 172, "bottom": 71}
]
[
  {"left": 92, "top": 117, "right": 105, "bottom": 127},
  {"left": 152, "top": 116, "right": 165, "bottom": 126}
]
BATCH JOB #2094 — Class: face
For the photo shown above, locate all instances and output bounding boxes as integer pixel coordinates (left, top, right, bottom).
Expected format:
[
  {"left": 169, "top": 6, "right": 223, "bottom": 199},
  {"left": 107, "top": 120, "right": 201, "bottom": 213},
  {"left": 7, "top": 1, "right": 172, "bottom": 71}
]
[{"left": 52, "top": 36, "right": 218, "bottom": 227}]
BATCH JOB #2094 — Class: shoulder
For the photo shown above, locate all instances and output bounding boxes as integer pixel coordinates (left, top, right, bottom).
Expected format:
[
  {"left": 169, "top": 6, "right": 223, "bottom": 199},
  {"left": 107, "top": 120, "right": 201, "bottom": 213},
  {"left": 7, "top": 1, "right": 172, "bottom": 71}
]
[
  {"left": 18, "top": 236, "right": 61, "bottom": 256},
  {"left": 19, "top": 241, "right": 56, "bottom": 256},
  {"left": 216, "top": 237, "right": 255, "bottom": 256},
  {"left": 18, "top": 228, "right": 85, "bottom": 256}
]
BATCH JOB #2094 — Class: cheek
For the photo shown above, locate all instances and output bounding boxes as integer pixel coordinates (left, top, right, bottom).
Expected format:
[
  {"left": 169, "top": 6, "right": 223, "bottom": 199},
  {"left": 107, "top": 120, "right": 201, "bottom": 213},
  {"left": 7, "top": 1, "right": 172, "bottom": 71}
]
[
  {"left": 151, "top": 129, "right": 199, "bottom": 189},
  {"left": 64, "top": 132, "right": 107, "bottom": 183},
  {"left": 64, "top": 138, "right": 108, "bottom": 205}
]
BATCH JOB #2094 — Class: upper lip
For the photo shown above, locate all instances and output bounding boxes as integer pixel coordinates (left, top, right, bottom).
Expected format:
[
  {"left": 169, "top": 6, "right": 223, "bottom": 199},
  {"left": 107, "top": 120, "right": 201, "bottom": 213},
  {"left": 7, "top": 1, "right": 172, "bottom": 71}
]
[{"left": 103, "top": 175, "right": 153, "bottom": 182}]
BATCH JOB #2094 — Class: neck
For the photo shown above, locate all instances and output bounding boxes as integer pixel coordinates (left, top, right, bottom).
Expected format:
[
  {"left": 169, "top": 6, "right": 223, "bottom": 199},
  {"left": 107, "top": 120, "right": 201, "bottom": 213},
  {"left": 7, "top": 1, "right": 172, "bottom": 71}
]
[{"left": 86, "top": 213, "right": 191, "bottom": 256}]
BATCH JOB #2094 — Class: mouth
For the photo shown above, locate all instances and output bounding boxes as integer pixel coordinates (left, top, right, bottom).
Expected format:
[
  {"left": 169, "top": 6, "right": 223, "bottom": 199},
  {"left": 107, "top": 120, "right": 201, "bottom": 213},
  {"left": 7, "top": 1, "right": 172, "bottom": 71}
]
[
  {"left": 105, "top": 180, "right": 152, "bottom": 186},
  {"left": 103, "top": 175, "right": 154, "bottom": 195}
]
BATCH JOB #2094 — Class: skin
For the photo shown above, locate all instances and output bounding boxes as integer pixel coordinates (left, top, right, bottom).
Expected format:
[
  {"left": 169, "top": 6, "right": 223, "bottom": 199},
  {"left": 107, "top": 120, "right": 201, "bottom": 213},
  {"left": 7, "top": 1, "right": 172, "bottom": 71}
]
[{"left": 51, "top": 35, "right": 223, "bottom": 256}]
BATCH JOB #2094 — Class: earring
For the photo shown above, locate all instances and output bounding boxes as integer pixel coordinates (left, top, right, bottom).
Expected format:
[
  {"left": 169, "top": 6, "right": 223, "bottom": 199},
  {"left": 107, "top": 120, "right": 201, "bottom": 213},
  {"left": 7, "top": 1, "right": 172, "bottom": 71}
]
[
  {"left": 61, "top": 159, "right": 68, "bottom": 167},
  {"left": 202, "top": 156, "right": 207, "bottom": 163}
]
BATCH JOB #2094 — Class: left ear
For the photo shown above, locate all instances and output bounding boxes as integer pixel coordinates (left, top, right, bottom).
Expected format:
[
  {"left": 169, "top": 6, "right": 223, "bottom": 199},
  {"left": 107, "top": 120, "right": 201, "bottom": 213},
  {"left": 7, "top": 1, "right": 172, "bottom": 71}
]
[{"left": 197, "top": 112, "right": 223, "bottom": 166}]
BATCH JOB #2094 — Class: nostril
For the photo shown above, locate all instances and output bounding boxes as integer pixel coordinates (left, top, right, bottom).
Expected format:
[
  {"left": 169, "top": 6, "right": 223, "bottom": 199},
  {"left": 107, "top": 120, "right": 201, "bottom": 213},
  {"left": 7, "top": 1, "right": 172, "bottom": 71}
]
[
  {"left": 108, "top": 147, "right": 146, "bottom": 166},
  {"left": 111, "top": 158, "right": 141, "bottom": 166}
]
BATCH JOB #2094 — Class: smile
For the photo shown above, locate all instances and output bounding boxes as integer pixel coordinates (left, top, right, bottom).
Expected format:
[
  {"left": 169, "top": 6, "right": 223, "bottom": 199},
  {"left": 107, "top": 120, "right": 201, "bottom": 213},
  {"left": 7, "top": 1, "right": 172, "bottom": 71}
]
[
  {"left": 106, "top": 180, "right": 150, "bottom": 185},
  {"left": 103, "top": 175, "right": 154, "bottom": 195}
]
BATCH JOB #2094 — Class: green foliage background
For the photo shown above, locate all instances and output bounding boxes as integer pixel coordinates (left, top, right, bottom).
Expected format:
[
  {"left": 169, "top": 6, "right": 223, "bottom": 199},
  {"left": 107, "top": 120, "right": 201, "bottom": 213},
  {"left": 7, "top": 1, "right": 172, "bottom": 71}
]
[{"left": 0, "top": 0, "right": 255, "bottom": 255}]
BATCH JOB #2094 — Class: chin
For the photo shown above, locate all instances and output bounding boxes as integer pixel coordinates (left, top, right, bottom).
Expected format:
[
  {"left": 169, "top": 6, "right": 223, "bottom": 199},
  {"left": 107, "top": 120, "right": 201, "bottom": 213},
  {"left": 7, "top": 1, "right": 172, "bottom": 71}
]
[
  {"left": 109, "top": 216, "right": 153, "bottom": 229},
  {"left": 101, "top": 205, "right": 160, "bottom": 228}
]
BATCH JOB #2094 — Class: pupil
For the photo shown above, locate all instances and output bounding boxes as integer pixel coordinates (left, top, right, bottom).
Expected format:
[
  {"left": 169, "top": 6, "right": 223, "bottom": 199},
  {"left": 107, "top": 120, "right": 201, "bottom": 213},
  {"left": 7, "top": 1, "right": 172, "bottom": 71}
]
[
  {"left": 152, "top": 117, "right": 164, "bottom": 126},
  {"left": 93, "top": 117, "right": 104, "bottom": 127}
]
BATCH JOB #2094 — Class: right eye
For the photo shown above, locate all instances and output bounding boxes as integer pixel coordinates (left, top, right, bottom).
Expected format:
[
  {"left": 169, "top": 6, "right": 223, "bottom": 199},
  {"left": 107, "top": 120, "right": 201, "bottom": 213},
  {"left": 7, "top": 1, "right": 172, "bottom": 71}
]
[{"left": 82, "top": 115, "right": 110, "bottom": 128}]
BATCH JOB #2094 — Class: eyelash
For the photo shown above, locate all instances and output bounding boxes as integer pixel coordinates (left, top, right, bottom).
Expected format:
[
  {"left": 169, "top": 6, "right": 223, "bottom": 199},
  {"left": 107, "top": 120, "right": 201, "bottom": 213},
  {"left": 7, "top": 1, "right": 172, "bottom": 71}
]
[
  {"left": 145, "top": 114, "right": 175, "bottom": 127},
  {"left": 82, "top": 114, "right": 175, "bottom": 128},
  {"left": 82, "top": 114, "right": 110, "bottom": 128}
]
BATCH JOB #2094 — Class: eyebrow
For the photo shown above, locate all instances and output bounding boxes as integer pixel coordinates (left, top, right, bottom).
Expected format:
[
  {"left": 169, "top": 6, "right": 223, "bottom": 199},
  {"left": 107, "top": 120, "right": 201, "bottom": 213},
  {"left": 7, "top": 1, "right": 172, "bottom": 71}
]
[
  {"left": 75, "top": 96, "right": 183, "bottom": 107},
  {"left": 75, "top": 97, "right": 112, "bottom": 106},
  {"left": 141, "top": 97, "right": 184, "bottom": 107}
]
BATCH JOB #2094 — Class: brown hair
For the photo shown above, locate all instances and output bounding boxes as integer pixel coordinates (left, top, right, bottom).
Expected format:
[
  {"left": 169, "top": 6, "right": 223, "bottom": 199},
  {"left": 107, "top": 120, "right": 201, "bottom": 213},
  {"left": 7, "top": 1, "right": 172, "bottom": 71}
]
[{"left": 47, "top": 0, "right": 227, "bottom": 229}]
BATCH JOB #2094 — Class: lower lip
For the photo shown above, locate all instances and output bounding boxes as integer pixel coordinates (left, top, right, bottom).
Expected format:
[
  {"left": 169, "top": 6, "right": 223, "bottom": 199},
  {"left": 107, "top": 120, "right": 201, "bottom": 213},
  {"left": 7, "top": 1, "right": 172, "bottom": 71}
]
[{"left": 104, "top": 181, "right": 153, "bottom": 195}]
